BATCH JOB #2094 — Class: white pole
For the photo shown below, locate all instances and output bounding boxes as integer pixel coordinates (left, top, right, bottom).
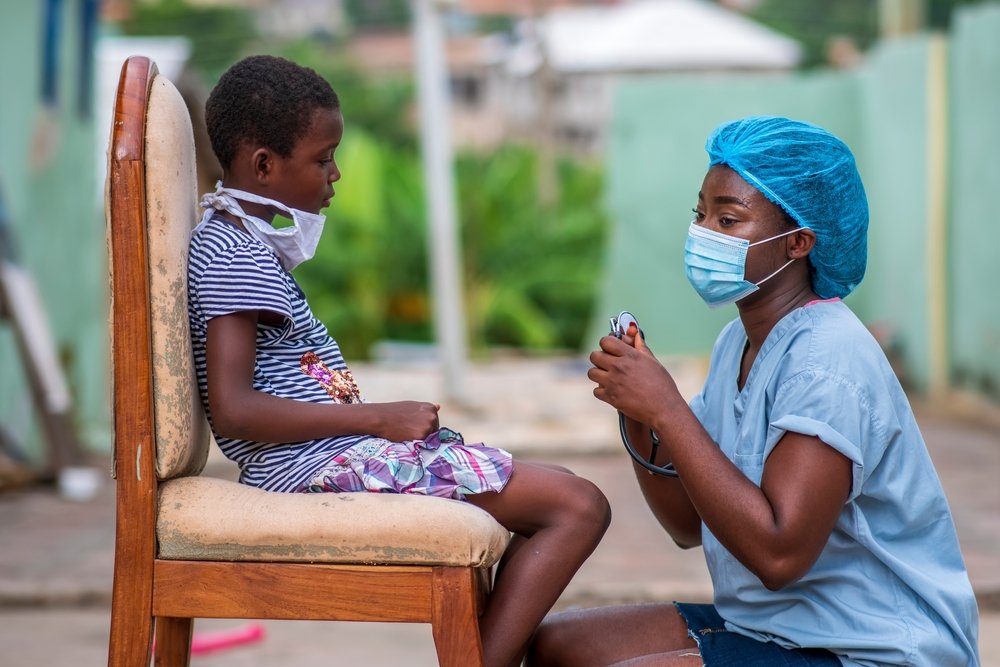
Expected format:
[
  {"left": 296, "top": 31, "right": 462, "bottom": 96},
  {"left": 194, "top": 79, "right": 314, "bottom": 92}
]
[{"left": 412, "top": 0, "right": 468, "bottom": 401}]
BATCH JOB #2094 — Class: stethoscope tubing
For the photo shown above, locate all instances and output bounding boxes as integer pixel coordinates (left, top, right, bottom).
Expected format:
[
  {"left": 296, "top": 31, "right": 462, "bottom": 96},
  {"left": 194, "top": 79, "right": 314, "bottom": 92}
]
[{"left": 618, "top": 411, "right": 679, "bottom": 477}]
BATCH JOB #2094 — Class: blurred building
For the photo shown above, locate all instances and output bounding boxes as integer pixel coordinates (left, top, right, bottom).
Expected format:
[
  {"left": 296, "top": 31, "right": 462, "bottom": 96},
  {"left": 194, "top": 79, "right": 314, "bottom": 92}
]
[
  {"left": 345, "top": 30, "right": 509, "bottom": 149},
  {"left": 344, "top": 0, "right": 801, "bottom": 154},
  {"left": 496, "top": 0, "right": 802, "bottom": 153},
  {"left": 460, "top": 0, "right": 617, "bottom": 13},
  {"left": 113, "top": 0, "right": 799, "bottom": 154}
]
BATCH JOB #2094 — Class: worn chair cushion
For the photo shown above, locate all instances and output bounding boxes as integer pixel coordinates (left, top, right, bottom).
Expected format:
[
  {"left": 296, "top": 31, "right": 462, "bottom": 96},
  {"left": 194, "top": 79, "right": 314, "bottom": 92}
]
[
  {"left": 157, "top": 476, "right": 511, "bottom": 567},
  {"left": 144, "top": 73, "right": 210, "bottom": 479}
]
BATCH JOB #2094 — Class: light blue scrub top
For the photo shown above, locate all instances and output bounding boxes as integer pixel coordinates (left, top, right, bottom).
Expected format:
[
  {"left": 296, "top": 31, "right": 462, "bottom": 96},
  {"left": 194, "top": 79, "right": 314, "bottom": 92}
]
[{"left": 689, "top": 301, "right": 980, "bottom": 666}]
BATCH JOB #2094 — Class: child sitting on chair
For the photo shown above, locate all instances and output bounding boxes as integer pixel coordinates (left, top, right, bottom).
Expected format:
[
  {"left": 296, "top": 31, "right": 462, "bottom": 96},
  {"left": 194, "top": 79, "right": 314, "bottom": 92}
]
[{"left": 187, "top": 54, "right": 611, "bottom": 667}]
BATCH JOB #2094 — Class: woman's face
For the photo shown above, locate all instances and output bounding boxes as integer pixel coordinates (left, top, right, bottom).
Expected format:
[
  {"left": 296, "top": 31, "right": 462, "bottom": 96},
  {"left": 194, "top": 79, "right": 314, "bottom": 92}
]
[{"left": 693, "top": 165, "right": 795, "bottom": 285}]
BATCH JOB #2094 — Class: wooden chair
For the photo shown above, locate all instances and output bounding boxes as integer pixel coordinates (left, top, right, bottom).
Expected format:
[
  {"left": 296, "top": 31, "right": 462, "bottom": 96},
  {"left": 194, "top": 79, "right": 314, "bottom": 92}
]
[{"left": 106, "top": 55, "right": 510, "bottom": 667}]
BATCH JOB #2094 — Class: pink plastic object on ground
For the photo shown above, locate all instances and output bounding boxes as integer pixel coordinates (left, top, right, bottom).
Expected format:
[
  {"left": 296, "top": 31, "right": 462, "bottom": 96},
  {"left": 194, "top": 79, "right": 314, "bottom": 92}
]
[{"left": 152, "top": 622, "right": 266, "bottom": 656}]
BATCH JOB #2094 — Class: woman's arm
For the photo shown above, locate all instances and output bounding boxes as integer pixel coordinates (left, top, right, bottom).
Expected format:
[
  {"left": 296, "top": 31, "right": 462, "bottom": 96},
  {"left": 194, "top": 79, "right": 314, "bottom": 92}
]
[
  {"left": 652, "top": 405, "right": 851, "bottom": 590},
  {"left": 621, "top": 416, "right": 703, "bottom": 548},
  {"left": 590, "top": 332, "right": 852, "bottom": 590},
  {"left": 590, "top": 329, "right": 703, "bottom": 547},
  {"left": 206, "top": 310, "right": 441, "bottom": 443}
]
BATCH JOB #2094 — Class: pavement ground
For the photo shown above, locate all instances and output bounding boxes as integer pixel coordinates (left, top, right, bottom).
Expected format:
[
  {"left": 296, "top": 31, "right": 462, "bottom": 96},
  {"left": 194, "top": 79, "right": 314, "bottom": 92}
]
[{"left": 1, "top": 356, "right": 998, "bottom": 665}]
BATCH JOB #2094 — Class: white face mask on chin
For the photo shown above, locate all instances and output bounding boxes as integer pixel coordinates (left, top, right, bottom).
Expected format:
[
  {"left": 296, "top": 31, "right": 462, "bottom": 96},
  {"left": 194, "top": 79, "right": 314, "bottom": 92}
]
[{"left": 196, "top": 181, "right": 326, "bottom": 271}]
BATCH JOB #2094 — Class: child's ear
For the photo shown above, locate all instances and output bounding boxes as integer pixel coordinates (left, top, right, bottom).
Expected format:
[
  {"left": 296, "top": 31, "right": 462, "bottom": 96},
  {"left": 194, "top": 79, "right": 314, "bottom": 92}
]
[{"left": 251, "top": 148, "right": 273, "bottom": 184}]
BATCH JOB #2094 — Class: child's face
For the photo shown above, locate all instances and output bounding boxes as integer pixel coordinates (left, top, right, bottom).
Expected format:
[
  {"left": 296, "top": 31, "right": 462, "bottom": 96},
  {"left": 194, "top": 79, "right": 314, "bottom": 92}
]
[{"left": 268, "top": 107, "right": 344, "bottom": 214}]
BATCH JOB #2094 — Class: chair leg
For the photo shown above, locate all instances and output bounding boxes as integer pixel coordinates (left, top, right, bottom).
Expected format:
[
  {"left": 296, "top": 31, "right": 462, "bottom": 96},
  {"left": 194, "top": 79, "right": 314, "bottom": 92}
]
[
  {"left": 431, "top": 567, "right": 486, "bottom": 667},
  {"left": 107, "top": 594, "right": 154, "bottom": 666},
  {"left": 153, "top": 616, "right": 193, "bottom": 667}
]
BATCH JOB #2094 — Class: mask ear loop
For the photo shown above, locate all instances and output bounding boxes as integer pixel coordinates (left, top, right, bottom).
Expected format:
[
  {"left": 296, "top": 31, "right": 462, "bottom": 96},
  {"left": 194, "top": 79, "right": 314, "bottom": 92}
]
[
  {"left": 753, "top": 258, "right": 796, "bottom": 287},
  {"left": 747, "top": 225, "right": 801, "bottom": 247},
  {"left": 747, "top": 226, "right": 800, "bottom": 288}
]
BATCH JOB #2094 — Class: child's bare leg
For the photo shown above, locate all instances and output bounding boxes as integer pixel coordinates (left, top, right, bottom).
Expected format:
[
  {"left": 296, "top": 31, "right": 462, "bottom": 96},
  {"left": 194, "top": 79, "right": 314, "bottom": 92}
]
[
  {"left": 492, "top": 462, "right": 573, "bottom": 583},
  {"left": 466, "top": 460, "right": 612, "bottom": 667}
]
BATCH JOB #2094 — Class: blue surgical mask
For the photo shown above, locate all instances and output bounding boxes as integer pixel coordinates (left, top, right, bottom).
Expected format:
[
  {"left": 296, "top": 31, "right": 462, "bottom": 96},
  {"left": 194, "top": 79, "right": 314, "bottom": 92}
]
[{"left": 684, "top": 222, "right": 798, "bottom": 308}]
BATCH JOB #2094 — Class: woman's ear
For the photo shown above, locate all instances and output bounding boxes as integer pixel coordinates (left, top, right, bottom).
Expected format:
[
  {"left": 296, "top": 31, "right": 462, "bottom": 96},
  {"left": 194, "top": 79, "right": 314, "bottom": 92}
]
[
  {"left": 788, "top": 227, "right": 816, "bottom": 259},
  {"left": 251, "top": 148, "right": 273, "bottom": 184}
]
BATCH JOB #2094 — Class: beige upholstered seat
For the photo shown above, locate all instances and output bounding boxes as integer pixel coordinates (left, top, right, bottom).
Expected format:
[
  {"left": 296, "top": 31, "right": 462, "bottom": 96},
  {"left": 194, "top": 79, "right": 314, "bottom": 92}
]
[
  {"left": 107, "top": 55, "right": 508, "bottom": 667},
  {"left": 157, "top": 476, "right": 508, "bottom": 565}
]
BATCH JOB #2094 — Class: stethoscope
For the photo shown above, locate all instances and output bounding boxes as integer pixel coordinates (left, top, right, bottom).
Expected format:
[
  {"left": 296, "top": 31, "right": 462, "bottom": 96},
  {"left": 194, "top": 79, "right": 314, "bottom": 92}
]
[{"left": 608, "top": 311, "right": 679, "bottom": 478}]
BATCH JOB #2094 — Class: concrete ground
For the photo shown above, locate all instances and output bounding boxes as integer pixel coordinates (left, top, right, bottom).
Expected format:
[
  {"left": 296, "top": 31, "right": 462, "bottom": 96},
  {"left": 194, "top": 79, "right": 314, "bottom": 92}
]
[{"left": 1, "top": 357, "right": 998, "bottom": 665}]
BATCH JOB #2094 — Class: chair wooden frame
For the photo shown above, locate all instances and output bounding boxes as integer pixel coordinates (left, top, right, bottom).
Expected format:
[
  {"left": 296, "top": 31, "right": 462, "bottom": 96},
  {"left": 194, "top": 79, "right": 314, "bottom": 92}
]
[{"left": 106, "top": 55, "right": 494, "bottom": 667}]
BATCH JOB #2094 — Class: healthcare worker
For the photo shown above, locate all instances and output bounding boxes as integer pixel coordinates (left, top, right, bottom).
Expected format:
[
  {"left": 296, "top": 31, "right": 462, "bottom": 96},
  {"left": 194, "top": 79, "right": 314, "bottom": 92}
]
[{"left": 527, "top": 116, "right": 981, "bottom": 667}]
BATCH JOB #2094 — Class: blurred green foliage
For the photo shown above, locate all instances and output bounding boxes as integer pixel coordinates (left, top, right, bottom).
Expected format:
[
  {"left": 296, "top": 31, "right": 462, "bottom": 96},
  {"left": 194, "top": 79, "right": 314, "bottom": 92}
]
[
  {"left": 123, "top": 0, "right": 258, "bottom": 80},
  {"left": 456, "top": 147, "right": 608, "bottom": 355},
  {"left": 118, "top": 10, "right": 610, "bottom": 360},
  {"left": 271, "top": 39, "right": 611, "bottom": 360},
  {"left": 296, "top": 127, "right": 609, "bottom": 360},
  {"left": 744, "top": 0, "right": 879, "bottom": 68},
  {"left": 924, "top": 0, "right": 993, "bottom": 28},
  {"left": 344, "top": 0, "right": 411, "bottom": 30},
  {"left": 277, "top": 40, "right": 417, "bottom": 151}
]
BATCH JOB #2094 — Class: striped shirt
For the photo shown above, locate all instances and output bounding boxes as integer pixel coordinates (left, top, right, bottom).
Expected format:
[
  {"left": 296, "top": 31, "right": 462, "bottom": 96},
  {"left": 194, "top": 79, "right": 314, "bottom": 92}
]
[{"left": 187, "top": 216, "right": 365, "bottom": 491}]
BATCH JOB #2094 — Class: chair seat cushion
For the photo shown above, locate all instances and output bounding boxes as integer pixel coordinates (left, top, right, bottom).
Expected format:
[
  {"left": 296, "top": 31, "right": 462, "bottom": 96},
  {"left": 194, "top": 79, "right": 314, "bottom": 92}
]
[{"left": 156, "top": 476, "right": 510, "bottom": 567}]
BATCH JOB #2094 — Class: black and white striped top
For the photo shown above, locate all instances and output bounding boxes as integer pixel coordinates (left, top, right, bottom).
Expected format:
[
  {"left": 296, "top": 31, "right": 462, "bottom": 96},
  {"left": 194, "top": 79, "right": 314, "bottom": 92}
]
[{"left": 187, "top": 216, "right": 363, "bottom": 491}]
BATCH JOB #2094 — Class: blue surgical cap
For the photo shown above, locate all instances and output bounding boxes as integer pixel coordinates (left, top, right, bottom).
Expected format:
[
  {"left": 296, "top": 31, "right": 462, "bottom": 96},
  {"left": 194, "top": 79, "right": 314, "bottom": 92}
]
[{"left": 706, "top": 116, "right": 869, "bottom": 299}]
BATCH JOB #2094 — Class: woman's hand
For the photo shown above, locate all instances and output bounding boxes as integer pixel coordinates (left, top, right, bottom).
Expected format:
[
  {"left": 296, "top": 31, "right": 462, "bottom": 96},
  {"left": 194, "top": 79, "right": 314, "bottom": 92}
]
[
  {"left": 588, "top": 324, "right": 684, "bottom": 427},
  {"left": 590, "top": 324, "right": 704, "bottom": 545}
]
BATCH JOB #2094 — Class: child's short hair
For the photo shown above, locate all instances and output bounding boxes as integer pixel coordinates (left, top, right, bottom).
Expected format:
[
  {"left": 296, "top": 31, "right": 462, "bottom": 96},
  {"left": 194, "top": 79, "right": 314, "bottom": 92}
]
[{"left": 206, "top": 55, "right": 340, "bottom": 170}]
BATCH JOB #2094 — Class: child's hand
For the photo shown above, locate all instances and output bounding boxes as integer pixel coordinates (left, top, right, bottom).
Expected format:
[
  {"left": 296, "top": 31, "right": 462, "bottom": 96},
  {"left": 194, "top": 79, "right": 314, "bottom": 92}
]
[{"left": 373, "top": 401, "right": 441, "bottom": 442}]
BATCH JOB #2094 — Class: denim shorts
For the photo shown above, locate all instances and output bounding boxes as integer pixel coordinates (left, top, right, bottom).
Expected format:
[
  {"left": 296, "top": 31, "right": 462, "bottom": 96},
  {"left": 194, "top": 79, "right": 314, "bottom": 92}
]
[{"left": 675, "top": 603, "right": 842, "bottom": 666}]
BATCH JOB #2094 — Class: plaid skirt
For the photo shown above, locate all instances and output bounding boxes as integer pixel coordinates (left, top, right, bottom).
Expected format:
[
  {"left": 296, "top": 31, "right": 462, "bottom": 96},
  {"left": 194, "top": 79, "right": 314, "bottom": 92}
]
[{"left": 305, "top": 427, "right": 513, "bottom": 500}]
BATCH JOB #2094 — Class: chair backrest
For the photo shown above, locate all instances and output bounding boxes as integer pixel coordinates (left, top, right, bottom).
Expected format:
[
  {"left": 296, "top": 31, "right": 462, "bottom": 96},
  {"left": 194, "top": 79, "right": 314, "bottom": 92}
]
[
  {"left": 144, "top": 63, "right": 210, "bottom": 479},
  {"left": 108, "top": 56, "right": 209, "bottom": 484}
]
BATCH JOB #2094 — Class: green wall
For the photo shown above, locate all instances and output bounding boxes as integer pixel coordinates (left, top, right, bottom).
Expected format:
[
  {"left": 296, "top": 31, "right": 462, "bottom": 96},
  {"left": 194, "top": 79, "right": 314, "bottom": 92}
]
[
  {"left": 949, "top": 4, "right": 1000, "bottom": 396},
  {"left": 0, "top": 2, "right": 106, "bottom": 460},
  {"left": 856, "top": 36, "right": 934, "bottom": 390}
]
